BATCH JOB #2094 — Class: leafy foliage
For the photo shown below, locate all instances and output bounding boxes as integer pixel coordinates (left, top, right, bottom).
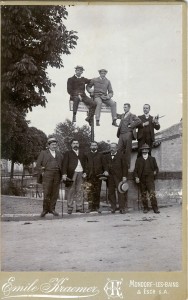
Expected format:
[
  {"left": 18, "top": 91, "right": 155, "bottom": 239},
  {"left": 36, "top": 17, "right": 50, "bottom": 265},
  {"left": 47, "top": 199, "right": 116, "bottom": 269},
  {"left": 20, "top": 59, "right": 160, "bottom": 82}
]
[
  {"left": 2, "top": 122, "right": 47, "bottom": 166},
  {"left": 2, "top": 5, "right": 78, "bottom": 111},
  {"left": 55, "top": 119, "right": 91, "bottom": 153},
  {"left": 1, "top": 5, "right": 78, "bottom": 170}
]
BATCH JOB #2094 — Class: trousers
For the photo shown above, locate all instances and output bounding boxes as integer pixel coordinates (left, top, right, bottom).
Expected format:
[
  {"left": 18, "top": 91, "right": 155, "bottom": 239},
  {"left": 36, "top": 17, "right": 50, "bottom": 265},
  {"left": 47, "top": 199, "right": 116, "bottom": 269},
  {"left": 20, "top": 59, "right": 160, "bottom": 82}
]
[
  {"left": 94, "top": 96, "right": 117, "bottom": 121},
  {"left": 108, "top": 175, "right": 127, "bottom": 211},
  {"left": 67, "top": 172, "right": 83, "bottom": 211},
  {"left": 72, "top": 95, "right": 96, "bottom": 119},
  {"left": 117, "top": 132, "right": 132, "bottom": 167},
  {"left": 140, "top": 174, "right": 158, "bottom": 210},
  {"left": 87, "top": 176, "right": 102, "bottom": 209},
  {"left": 42, "top": 170, "right": 61, "bottom": 212}
]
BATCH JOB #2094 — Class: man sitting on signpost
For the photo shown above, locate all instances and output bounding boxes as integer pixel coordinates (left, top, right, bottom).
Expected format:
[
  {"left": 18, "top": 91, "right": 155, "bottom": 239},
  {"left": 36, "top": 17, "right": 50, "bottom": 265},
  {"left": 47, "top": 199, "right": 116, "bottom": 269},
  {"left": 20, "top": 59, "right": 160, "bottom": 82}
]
[
  {"left": 86, "top": 69, "right": 118, "bottom": 127},
  {"left": 67, "top": 65, "right": 96, "bottom": 125}
]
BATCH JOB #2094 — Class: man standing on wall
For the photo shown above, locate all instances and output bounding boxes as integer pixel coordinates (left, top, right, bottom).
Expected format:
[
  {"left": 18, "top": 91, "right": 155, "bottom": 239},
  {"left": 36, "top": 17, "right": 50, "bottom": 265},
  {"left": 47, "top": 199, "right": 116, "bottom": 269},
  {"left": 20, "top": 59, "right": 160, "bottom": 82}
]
[
  {"left": 67, "top": 65, "right": 96, "bottom": 125},
  {"left": 134, "top": 143, "right": 160, "bottom": 214},
  {"left": 36, "top": 136, "right": 64, "bottom": 217},
  {"left": 62, "top": 139, "right": 86, "bottom": 214},
  {"left": 117, "top": 103, "right": 141, "bottom": 168},
  {"left": 137, "top": 104, "right": 160, "bottom": 156}
]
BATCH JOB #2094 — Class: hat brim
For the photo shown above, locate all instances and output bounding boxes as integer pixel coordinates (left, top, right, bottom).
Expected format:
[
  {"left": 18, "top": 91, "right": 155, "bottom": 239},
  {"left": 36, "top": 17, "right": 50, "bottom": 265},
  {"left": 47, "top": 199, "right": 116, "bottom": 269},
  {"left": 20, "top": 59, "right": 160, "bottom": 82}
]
[
  {"left": 97, "top": 174, "right": 108, "bottom": 181},
  {"left": 98, "top": 176, "right": 108, "bottom": 181},
  {"left": 118, "top": 181, "right": 129, "bottom": 193},
  {"left": 140, "top": 147, "right": 150, "bottom": 150}
]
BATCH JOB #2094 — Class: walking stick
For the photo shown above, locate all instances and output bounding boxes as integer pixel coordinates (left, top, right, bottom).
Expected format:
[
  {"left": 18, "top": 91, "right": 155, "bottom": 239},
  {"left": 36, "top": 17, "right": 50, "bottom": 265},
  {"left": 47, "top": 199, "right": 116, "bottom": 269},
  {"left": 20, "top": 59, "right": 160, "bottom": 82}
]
[
  {"left": 82, "top": 179, "right": 85, "bottom": 213},
  {"left": 106, "top": 180, "right": 111, "bottom": 212},
  {"left": 82, "top": 186, "right": 85, "bottom": 213},
  {"left": 61, "top": 181, "right": 64, "bottom": 218},
  {"left": 137, "top": 183, "right": 142, "bottom": 211}
]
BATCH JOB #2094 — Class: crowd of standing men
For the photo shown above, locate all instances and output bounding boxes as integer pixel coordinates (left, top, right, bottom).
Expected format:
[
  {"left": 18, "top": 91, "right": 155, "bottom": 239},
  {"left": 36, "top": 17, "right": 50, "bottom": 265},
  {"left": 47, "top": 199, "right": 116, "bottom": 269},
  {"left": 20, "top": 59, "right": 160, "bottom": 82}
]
[{"left": 36, "top": 65, "right": 161, "bottom": 217}]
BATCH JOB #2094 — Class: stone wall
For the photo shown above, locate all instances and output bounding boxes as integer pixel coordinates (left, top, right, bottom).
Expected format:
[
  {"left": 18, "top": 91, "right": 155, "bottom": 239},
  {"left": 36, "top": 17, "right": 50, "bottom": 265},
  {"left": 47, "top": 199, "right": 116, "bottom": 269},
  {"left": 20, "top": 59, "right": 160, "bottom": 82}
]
[{"left": 101, "top": 122, "right": 183, "bottom": 209}]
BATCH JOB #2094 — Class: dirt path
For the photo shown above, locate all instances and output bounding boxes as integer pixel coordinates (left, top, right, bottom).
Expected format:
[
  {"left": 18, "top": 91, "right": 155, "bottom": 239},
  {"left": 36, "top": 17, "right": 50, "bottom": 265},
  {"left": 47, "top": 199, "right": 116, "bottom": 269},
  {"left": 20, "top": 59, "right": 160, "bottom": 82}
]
[{"left": 1, "top": 199, "right": 182, "bottom": 272}]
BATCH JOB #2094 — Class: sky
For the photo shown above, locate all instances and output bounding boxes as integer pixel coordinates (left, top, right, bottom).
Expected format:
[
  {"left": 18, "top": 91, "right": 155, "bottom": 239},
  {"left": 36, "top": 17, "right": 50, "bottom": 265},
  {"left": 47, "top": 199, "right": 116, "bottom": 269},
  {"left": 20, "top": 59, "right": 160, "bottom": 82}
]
[{"left": 27, "top": 3, "right": 183, "bottom": 143}]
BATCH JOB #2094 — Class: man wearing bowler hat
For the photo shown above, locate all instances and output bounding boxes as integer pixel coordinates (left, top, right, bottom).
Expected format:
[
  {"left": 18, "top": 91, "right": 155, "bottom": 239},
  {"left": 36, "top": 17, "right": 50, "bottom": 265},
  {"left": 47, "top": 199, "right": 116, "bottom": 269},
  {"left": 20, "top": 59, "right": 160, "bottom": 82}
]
[
  {"left": 133, "top": 143, "right": 160, "bottom": 214},
  {"left": 67, "top": 65, "right": 96, "bottom": 125},
  {"left": 36, "top": 136, "right": 64, "bottom": 217},
  {"left": 103, "top": 142, "right": 129, "bottom": 214},
  {"left": 86, "top": 69, "right": 118, "bottom": 127}
]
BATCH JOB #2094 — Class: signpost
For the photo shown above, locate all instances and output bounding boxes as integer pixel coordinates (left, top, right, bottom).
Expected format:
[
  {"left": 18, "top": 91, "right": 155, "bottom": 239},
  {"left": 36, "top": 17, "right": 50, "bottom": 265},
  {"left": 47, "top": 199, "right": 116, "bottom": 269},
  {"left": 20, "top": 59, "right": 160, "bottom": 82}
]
[{"left": 69, "top": 100, "right": 112, "bottom": 142}]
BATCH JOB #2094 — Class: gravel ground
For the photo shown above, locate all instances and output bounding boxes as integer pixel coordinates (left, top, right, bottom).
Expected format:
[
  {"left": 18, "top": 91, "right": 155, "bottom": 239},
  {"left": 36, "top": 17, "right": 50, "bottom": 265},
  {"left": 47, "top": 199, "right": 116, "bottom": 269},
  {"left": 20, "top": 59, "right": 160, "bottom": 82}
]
[{"left": 1, "top": 195, "right": 182, "bottom": 272}]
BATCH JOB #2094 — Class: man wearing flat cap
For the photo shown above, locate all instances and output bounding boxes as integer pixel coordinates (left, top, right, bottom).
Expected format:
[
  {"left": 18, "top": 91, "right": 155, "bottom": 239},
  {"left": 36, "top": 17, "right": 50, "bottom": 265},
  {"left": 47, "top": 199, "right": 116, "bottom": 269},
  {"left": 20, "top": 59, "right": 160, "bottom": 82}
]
[
  {"left": 36, "top": 136, "right": 64, "bottom": 217},
  {"left": 67, "top": 66, "right": 96, "bottom": 125},
  {"left": 86, "top": 69, "right": 118, "bottom": 127},
  {"left": 103, "top": 142, "right": 129, "bottom": 214},
  {"left": 133, "top": 143, "right": 160, "bottom": 214}
]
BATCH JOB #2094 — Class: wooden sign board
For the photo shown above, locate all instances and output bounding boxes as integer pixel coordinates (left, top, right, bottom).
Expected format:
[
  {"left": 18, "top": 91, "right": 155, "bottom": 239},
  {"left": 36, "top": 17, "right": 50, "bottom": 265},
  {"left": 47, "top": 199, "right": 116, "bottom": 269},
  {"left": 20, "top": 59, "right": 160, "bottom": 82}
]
[{"left": 69, "top": 100, "right": 112, "bottom": 113}]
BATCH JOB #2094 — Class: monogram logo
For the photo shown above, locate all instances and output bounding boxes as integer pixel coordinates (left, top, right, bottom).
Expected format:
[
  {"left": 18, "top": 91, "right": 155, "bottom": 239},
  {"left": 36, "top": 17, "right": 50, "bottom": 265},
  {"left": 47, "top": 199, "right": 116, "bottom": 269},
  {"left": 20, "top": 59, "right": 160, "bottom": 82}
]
[{"left": 104, "top": 278, "right": 123, "bottom": 299}]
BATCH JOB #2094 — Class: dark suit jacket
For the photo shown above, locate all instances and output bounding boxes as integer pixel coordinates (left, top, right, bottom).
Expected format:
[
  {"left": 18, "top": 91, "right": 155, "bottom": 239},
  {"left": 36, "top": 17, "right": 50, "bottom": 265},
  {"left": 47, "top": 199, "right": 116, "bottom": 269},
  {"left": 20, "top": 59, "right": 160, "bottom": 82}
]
[
  {"left": 104, "top": 152, "right": 128, "bottom": 179},
  {"left": 67, "top": 75, "right": 90, "bottom": 98},
  {"left": 133, "top": 155, "right": 159, "bottom": 180},
  {"left": 116, "top": 113, "right": 141, "bottom": 139},
  {"left": 62, "top": 150, "right": 85, "bottom": 179},
  {"left": 137, "top": 115, "right": 160, "bottom": 142},
  {"left": 36, "top": 149, "right": 64, "bottom": 175},
  {"left": 84, "top": 151, "right": 106, "bottom": 178}
]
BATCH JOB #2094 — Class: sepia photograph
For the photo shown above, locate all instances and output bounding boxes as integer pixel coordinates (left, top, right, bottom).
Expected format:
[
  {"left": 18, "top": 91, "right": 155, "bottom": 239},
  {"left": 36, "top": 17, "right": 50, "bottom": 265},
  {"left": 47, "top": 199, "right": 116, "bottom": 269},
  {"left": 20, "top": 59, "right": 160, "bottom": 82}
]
[{"left": 0, "top": 1, "right": 187, "bottom": 299}]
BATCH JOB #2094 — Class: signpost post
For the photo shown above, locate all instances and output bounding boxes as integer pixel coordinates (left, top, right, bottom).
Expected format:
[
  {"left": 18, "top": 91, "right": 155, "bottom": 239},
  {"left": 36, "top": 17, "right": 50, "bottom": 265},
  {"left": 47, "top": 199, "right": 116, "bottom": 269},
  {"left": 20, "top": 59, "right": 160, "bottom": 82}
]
[{"left": 69, "top": 100, "right": 112, "bottom": 142}]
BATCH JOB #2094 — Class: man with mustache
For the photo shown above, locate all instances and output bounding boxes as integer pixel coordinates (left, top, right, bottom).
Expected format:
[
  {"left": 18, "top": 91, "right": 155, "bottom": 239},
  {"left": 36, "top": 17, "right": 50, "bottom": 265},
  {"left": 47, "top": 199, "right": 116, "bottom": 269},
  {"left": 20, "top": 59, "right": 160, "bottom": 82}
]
[
  {"left": 84, "top": 141, "right": 107, "bottom": 213},
  {"left": 103, "top": 142, "right": 129, "bottom": 214},
  {"left": 117, "top": 103, "right": 141, "bottom": 168},
  {"left": 137, "top": 103, "right": 160, "bottom": 156},
  {"left": 134, "top": 143, "right": 160, "bottom": 214},
  {"left": 62, "top": 139, "right": 86, "bottom": 214}
]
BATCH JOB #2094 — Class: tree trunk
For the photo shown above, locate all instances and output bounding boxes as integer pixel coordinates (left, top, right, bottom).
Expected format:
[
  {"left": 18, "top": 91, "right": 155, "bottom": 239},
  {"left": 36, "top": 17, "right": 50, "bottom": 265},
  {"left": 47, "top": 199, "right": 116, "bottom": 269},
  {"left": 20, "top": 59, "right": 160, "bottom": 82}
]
[{"left": 10, "top": 160, "right": 14, "bottom": 179}]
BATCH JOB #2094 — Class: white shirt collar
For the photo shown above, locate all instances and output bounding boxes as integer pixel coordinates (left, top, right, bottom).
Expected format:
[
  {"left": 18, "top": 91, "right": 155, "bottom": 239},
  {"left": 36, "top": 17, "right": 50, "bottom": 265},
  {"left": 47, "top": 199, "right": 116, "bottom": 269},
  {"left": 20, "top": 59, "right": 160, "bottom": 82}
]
[
  {"left": 75, "top": 75, "right": 81, "bottom": 79},
  {"left": 145, "top": 113, "right": 150, "bottom": 118},
  {"left": 73, "top": 149, "right": 79, "bottom": 155},
  {"left": 111, "top": 152, "right": 117, "bottom": 156},
  {"left": 49, "top": 149, "right": 56, "bottom": 157}
]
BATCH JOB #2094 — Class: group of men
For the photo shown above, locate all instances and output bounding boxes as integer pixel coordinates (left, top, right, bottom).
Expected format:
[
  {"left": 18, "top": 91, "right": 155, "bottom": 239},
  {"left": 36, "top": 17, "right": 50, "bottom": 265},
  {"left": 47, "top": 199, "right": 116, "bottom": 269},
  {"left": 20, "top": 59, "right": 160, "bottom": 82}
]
[
  {"left": 67, "top": 65, "right": 118, "bottom": 127},
  {"left": 67, "top": 66, "right": 160, "bottom": 167},
  {"left": 36, "top": 65, "right": 161, "bottom": 217},
  {"left": 36, "top": 101, "right": 161, "bottom": 217}
]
